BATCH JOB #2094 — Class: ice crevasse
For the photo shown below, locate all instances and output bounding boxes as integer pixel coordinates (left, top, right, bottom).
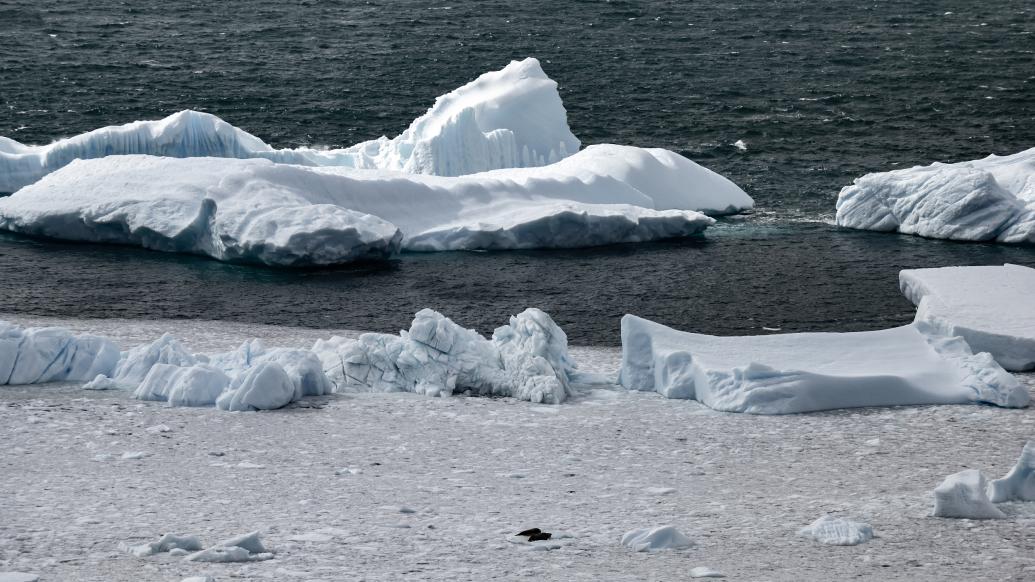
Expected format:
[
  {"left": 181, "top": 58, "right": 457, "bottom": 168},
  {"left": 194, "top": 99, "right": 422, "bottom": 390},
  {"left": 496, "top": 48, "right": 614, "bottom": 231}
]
[
  {"left": 0, "top": 58, "right": 753, "bottom": 267},
  {"left": 835, "top": 147, "right": 1035, "bottom": 243}
]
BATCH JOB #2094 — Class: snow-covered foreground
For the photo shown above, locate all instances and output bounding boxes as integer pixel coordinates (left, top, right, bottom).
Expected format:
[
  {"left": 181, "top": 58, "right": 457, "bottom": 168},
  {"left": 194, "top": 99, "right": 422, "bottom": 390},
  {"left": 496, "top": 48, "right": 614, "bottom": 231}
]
[
  {"left": 835, "top": 147, "right": 1035, "bottom": 243},
  {"left": 1, "top": 317, "right": 1034, "bottom": 581}
]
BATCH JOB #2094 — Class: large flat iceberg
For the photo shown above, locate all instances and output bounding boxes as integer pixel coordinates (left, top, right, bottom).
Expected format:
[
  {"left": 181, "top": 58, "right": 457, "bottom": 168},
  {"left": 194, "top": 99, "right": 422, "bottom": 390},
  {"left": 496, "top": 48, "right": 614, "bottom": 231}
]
[
  {"left": 0, "top": 151, "right": 717, "bottom": 266},
  {"left": 617, "top": 315, "right": 1029, "bottom": 414},
  {"left": 0, "top": 58, "right": 580, "bottom": 192},
  {"left": 835, "top": 147, "right": 1035, "bottom": 243},
  {"left": 900, "top": 264, "right": 1035, "bottom": 371}
]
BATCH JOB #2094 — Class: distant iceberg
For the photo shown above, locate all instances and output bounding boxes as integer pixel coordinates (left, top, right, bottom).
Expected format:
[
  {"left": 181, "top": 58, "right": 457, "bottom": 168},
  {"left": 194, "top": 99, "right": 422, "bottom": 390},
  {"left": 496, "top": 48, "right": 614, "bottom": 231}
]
[
  {"left": 0, "top": 58, "right": 752, "bottom": 266},
  {"left": 900, "top": 264, "right": 1035, "bottom": 371},
  {"left": 617, "top": 315, "right": 1029, "bottom": 414},
  {"left": 0, "top": 58, "right": 581, "bottom": 193},
  {"left": 835, "top": 147, "right": 1035, "bottom": 243}
]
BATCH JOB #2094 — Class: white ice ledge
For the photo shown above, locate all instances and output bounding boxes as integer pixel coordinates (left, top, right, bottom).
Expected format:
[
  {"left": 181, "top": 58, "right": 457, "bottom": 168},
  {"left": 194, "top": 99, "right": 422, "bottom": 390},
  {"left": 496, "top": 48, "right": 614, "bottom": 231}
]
[
  {"left": 617, "top": 315, "right": 1029, "bottom": 414},
  {"left": 835, "top": 147, "right": 1035, "bottom": 243}
]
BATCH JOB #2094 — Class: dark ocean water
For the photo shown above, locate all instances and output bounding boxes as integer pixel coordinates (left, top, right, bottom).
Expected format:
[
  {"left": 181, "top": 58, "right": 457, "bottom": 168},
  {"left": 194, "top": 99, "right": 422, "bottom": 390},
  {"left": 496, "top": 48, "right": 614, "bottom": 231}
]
[{"left": 0, "top": 0, "right": 1033, "bottom": 343}]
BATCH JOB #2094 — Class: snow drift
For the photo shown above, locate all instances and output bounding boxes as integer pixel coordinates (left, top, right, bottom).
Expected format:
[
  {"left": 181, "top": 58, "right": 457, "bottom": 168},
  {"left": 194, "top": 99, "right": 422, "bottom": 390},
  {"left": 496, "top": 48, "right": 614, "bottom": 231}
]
[
  {"left": 0, "top": 321, "right": 119, "bottom": 385},
  {"left": 0, "top": 58, "right": 580, "bottom": 192},
  {"left": 617, "top": 315, "right": 1029, "bottom": 414},
  {"left": 835, "top": 147, "right": 1035, "bottom": 243},
  {"left": 900, "top": 264, "right": 1035, "bottom": 371},
  {"left": 313, "top": 308, "right": 576, "bottom": 404}
]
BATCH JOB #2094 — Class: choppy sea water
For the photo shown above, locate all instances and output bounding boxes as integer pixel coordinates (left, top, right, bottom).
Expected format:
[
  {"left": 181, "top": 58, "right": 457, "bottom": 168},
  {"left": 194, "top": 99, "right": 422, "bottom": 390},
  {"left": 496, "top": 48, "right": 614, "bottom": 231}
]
[{"left": 1, "top": 0, "right": 1033, "bottom": 343}]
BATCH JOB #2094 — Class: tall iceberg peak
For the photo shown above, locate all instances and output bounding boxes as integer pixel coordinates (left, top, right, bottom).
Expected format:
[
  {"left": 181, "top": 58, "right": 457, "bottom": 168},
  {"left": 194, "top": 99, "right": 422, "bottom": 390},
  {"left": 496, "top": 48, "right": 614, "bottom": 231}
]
[{"left": 0, "top": 58, "right": 581, "bottom": 192}]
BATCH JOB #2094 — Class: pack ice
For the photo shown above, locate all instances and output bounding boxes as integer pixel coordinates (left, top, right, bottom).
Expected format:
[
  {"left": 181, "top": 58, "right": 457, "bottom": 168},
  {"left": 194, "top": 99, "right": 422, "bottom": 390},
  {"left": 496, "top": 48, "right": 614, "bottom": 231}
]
[
  {"left": 0, "top": 59, "right": 751, "bottom": 267},
  {"left": 618, "top": 315, "right": 1029, "bottom": 414},
  {"left": 900, "top": 264, "right": 1035, "bottom": 371},
  {"left": 0, "top": 321, "right": 119, "bottom": 385},
  {"left": 835, "top": 147, "right": 1035, "bottom": 243},
  {"left": 313, "top": 308, "right": 576, "bottom": 404}
]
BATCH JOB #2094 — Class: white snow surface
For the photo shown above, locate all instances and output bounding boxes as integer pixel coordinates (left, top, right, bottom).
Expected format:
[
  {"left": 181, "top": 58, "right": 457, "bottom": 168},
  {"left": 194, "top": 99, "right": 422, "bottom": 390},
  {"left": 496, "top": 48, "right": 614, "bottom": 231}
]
[
  {"left": 0, "top": 322, "right": 119, "bottom": 386},
  {"left": 835, "top": 147, "right": 1035, "bottom": 243},
  {"left": 900, "top": 264, "right": 1035, "bottom": 371},
  {"left": 932, "top": 469, "right": 1006, "bottom": 519},
  {"left": 620, "top": 525, "right": 693, "bottom": 552},
  {"left": 314, "top": 308, "right": 576, "bottom": 404},
  {"left": 0, "top": 58, "right": 579, "bottom": 192},
  {"left": 798, "top": 515, "right": 874, "bottom": 545},
  {"left": 618, "top": 315, "right": 1029, "bottom": 414},
  {"left": 989, "top": 440, "right": 1035, "bottom": 503},
  {"left": 0, "top": 150, "right": 725, "bottom": 266}
]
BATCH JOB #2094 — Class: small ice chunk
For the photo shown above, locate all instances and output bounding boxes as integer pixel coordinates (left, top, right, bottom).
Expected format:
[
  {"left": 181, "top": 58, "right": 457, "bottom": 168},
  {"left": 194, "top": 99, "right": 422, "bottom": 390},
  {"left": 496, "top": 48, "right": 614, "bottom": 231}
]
[
  {"left": 145, "top": 424, "right": 172, "bottom": 433},
  {"left": 217, "top": 531, "right": 267, "bottom": 554},
  {"left": 689, "top": 567, "right": 725, "bottom": 578},
  {"left": 932, "top": 469, "right": 1005, "bottom": 519},
  {"left": 125, "top": 533, "right": 203, "bottom": 557},
  {"left": 988, "top": 441, "right": 1035, "bottom": 503},
  {"left": 733, "top": 140, "right": 747, "bottom": 151},
  {"left": 620, "top": 525, "right": 692, "bottom": 552},
  {"left": 184, "top": 547, "right": 272, "bottom": 563},
  {"left": 799, "top": 515, "right": 874, "bottom": 545},
  {"left": 0, "top": 574, "right": 40, "bottom": 582},
  {"left": 83, "top": 374, "right": 119, "bottom": 390},
  {"left": 180, "top": 577, "right": 216, "bottom": 582},
  {"left": 120, "top": 451, "right": 150, "bottom": 460}
]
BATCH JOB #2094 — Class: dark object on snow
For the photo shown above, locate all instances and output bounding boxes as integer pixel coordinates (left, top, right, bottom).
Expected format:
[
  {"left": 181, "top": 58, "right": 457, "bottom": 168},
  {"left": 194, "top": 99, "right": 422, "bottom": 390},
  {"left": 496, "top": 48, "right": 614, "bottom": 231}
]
[
  {"left": 528, "top": 532, "right": 552, "bottom": 541},
  {"left": 516, "top": 528, "right": 541, "bottom": 537}
]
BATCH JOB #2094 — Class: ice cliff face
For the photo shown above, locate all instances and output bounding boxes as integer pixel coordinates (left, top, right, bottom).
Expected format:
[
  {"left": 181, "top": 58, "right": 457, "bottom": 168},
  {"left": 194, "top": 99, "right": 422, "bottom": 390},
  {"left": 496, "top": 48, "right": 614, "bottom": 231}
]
[
  {"left": 0, "top": 58, "right": 580, "bottom": 193},
  {"left": 836, "top": 147, "right": 1035, "bottom": 243}
]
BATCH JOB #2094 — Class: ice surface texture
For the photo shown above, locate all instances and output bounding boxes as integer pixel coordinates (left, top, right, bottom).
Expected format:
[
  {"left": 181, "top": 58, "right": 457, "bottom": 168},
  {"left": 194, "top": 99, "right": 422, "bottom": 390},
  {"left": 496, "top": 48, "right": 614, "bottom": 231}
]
[
  {"left": 836, "top": 147, "right": 1035, "bottom": 243},
  {"left": 618, "top": 315, "right": 1029, "bottom": 414},
  {"left": 314, "top": 308, "right": 575, "bottom": 404},
  {"left": 799, "top": 515, "right": 874, "bottom": 545},
  {"left": 0, "top": 58, "right": 580, "bottom": 192},
  {"left": 900, "top": 264, "right": 1035, "bottom": 372},
  {"left": 620, "top": 526, "right": 692, "bottom": 552},
  {"left": 0, "top": 58, "right": 751, "bottom": 267},
  {"left": 0, "top": 321, "right": 119, "bottom": 385}
]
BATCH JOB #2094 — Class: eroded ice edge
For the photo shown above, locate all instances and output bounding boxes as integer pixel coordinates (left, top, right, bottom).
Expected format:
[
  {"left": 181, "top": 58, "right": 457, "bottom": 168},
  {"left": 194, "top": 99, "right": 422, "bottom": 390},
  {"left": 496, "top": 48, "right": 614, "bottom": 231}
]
[
  {"left": 0, "top": 59, "right": 752, "bottom": 266},
  {"left": 835, "top": 147, "right": 1035, "bottom": 243},
  {"left": 900, "top": 264, "right": 1035, "bottom": 372},
  {"left": 617, "top": 315, "right": 1029, "bottom": 414}
]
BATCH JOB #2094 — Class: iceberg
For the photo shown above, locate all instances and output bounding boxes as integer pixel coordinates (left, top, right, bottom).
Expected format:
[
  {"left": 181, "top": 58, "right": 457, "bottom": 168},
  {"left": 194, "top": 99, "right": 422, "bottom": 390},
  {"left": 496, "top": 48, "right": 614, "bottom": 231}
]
[
  {"left": 0, "top": 321, "right": 119, "bottom": 385},
  {"left": 0, "top": 152, "right": 719, "bottom": 266},
  {"left": 313, "top": 308, "right": 575, "bottom": 404},
  {"left": 132, "top": 364, "right": 231, "bottom": 407},
  {"left": 900, "top": 264, "right": 1035, "bottom": 371},
  {"left": 932, "top": 469, "right": 1005, "bottom": 519},
  {"left": 0, "top": 58, "right": 580, "bottom": 193},
  {"left": 988, "top": 441, "right": 1035, "bottom": 503},
  {"left": 835, "top": 147, "right": 1035, "bottom": 243},
  {"left": 620, "top": 526, "right": 692, "bottom": 552},
  {"left": 798, "top": 515, "right": 874, "bottom": 545},
  {"left": 617, "top": 315, "right": 1029, "bottom": 414},
  {"left": 215, "top": 362, "right": 295, "bottom": 412}
]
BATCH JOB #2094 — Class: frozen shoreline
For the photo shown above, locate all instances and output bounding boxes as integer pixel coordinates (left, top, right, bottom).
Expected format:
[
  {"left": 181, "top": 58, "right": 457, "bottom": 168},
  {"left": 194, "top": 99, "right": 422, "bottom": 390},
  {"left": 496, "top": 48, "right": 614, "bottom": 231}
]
[{"left": 1, "top": 315, "right": 1034, "bottom": 581}]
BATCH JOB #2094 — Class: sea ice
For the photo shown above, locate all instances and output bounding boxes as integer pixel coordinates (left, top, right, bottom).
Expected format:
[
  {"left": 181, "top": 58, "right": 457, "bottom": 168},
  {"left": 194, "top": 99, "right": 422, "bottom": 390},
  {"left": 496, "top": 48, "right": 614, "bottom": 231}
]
[
  {"left": 124, "top": 533, "right": 203, "bottom": 557},
  {"left": 0, "top": 58, "right": 580, "bottom": 192},
  {"left": 0, "top": 574, "right": 39, "bottom": 582},
  {"left": 932, "top": 469, "right": 1005, "bottom": 519},
  {"left": 620, "top": 525, "right": 692, "bottom": 552},
  {"left": 314, "top": 308, "right": 575, "bottom": 404},
  {"left": 618, "top": 315, "right": 1029, "bottom": 414},
  {"left": 988, "top": 441, "right": 1035, "bottom": 503},
  {"left": 900, "top": 264, "right": 1035, "bottom": 371},
  {"left": 798, "top": 515, "right": 874, "bottom": 545},
  {"left": 184, "top": 546, "right": 272, "bottom": 563},
  {"left": 689, "top": 567, "right": 725, "bottom": 578},
  {"left": 835, "top": 147, "right": 1035, "bottom": 243},
  {"left": 0, "top": 322, "right": 119, "bottom": 385}
]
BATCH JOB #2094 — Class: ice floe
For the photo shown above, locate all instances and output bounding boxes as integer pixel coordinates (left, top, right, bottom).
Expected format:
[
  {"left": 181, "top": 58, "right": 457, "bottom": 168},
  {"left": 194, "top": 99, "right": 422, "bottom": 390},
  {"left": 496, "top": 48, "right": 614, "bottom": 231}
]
[
  {"left": 313, "top": 308, "right": 575, "bottom": 403},
  {"left": 620, "top": 525, "right": 692, "bottom": 552},
  {"left": 932, "top": 469, "right": 1005, "bottom": 519},
  {"left": 0, "top": 322, "right": 119, "bottom": 385},
  {"left": 988, "top": 440, "right": 1035, "bottom": 503},
  {"left": 0, "top": 59, "right": 750, "bottom": 267},
  {"left": 835, "top": 147, "right": 1035, "bottom": 243},
  {"left": 798, "top": 515, "right": 874, "bottom": 545},
  {"left": 618, "top": 315, "right": 1029, "bottom": 414},
  {"left": 901, "top": 264, "right": 1035, "bottom": 371},
  {"left": 123, "top": 533, "right": 203, "bottom": 557}
]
